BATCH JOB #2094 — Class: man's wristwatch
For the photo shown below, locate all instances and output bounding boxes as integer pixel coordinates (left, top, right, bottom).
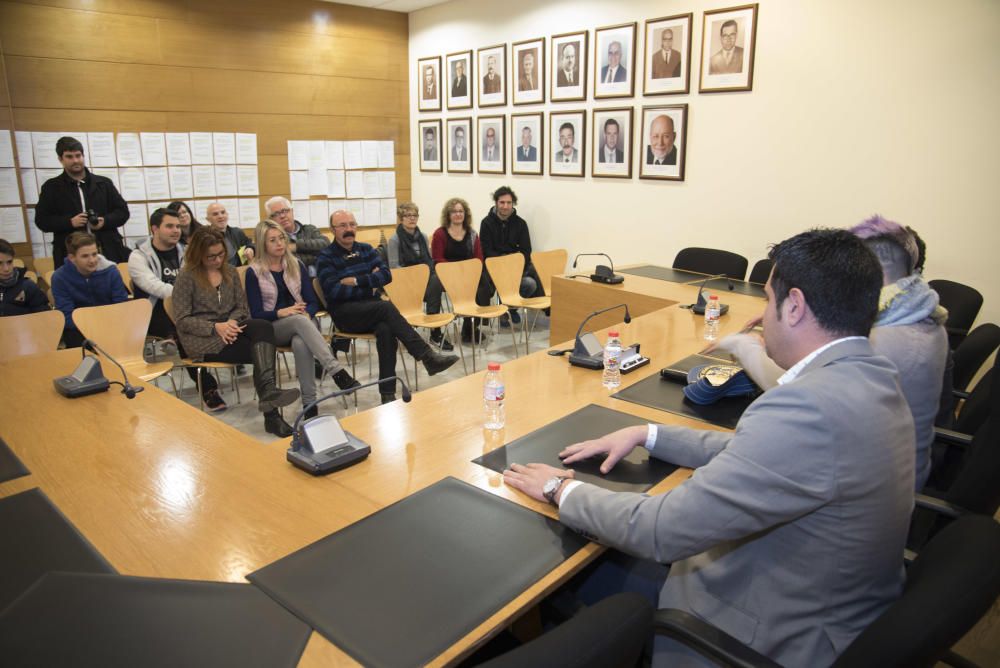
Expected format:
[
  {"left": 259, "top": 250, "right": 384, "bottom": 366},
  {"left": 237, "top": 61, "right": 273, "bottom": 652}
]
[{"left": 542, "top": 475, "right": 570, "bottom": 506}]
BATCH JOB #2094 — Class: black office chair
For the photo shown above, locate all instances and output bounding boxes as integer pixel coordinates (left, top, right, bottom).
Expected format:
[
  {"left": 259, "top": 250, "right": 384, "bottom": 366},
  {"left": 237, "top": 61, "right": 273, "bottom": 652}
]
[
  {"left": 747, "top": 259, "right": 772, "bottom": 285},
  {"left": 929, "top": 279, "right": 983, "bottom": 350},
  {"left": 951, "top": 323, "right": 1000, "bottom": 393},
  {"left": 653, "top": 514, "right": 1000, "bottom": 668},
  {"left": 477, "top": 592, "right": 653, "bottom": 668},
  {"left": 673, "top": 248, "right": 749, "bottom": 281}
]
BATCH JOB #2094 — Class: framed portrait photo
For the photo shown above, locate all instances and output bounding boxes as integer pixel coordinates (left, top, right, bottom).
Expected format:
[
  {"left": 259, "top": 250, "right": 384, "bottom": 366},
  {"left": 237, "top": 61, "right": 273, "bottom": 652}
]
[
  {"left": 638, "top": 104, "right": 687, "bottom": 181},
  {"left": 477, "top": 44, "right": 507, "bottom": 107},
  {"left": 549, "top": 110, "right": 586, "bottom": 177},
  {"left": 512, "top": 38, "right": 545, "bottom": 105},
  {"left": 418, "top": 119, "right": 442, "bottom": 173},
  {"left": 643, "top": 14, "right": 693, "bottom": 95},
  {"left": 446, "top": 50, "right": 473, "bottom": 110},
  {"left": 550, "top": 31, "right": 588, "bottom": 102},
  {"left": 699, "top": 4, "right": 759, "bottom": 93},
  {"left": 511, "top": 112, "right": 543, "bottom": 175},
  {"left": 417, "top": 56, "right": 442, "bottom": 112},
  {"left": 446, "top": 117, "right": 473, "bottom": 173},
  {"left": 593, "top": 23, "right": 637, "bottom": 99},
  {"left": 477, "top": 115, "right": 506, "bottom": 174},
  {"left": 591, "top": 107, "right": 633, "bottom": 179}
]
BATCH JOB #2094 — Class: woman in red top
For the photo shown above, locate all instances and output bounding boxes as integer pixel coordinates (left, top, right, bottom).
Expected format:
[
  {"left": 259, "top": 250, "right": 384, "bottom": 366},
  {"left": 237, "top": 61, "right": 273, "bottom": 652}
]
[{"left": 431, "top": 197, "right": 493, "bottom": 342}]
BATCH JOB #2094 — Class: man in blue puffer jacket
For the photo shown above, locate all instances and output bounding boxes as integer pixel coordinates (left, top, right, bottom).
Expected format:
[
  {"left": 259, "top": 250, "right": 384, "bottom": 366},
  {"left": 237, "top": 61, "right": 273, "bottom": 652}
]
[{"left": 51, "top": 231, "right": 129, "bottom": 347}]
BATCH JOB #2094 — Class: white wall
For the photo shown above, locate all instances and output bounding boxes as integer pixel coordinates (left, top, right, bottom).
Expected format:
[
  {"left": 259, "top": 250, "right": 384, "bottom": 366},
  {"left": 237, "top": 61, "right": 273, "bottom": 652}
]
[{"left": 410, "top": 0, "right": 1000, "bottom": 329}]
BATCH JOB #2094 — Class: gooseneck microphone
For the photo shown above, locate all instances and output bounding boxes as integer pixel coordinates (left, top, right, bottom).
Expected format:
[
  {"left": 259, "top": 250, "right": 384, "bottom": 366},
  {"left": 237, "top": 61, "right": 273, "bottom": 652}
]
[
  {"left": 568, "top": 303, "right": 631, "bottom": 369},
  {"left": 572, "top": 253, "right": 624, "bottom": 284},
  {"left": 83, "top": 339, "right": 144, "bottom": 399},
  {"left": 689, "top": 274, "right": 734, "bottom": 316}
]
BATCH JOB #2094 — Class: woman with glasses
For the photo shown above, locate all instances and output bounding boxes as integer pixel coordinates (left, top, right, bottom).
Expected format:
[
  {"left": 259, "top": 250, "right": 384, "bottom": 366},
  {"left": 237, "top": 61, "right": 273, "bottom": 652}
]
[
  {"left": 166, "top": 201, "right": 202, "bottom": 244},
  {"left": 386, "top": 202, "right": 451, "bottom": 350},
  {"left": 431, "top": 197, "right": 493, "bottom": 343},
  {"left": 171, "top": 227, "right": 299, "bottom": 436}
]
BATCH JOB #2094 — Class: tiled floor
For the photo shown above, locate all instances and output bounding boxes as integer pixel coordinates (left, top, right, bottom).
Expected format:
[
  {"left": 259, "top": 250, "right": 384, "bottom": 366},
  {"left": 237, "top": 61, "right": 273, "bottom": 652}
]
[{"left": 148, "top": 313, "right": 552, "bottom": 442}]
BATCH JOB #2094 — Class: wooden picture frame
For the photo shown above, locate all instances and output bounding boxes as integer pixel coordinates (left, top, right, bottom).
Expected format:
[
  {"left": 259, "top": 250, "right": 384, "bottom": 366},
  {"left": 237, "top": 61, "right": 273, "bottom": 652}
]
[
  {"left": 477, "top": 115, "right": 506, "bottom": 174},
  {"left": 592, "top": 107, "right": 633, "bottom": 179},
  {"left": 550, "top": 31, "right": 588, "bottom": 102},
  {"left": 477, "top": 43, "right": 507, "bottom": 107},
  {"left": 418, "top": 119, "right": 442, "bottom": 172},
  {"left": 643, "top": 13, "right": 693, "bottom": 96},
  {"left": 699, "top": 4, "right": 759, "bottom": 93},
  {"left": 550, "top": 110, "right": 586, "bottom": 177},
  {"left": 511, "top": 112, "right": 543, "bottom": 175},
  {"left": 512, "top": 37, "right": 545, "bottom": 105},
  {"left": 417, "top": 56, "right": 442, "bottom": 112},
  {"left": 446, "top": 50, "right": 473, "bottom": 110},
  {"left": 637, "top": 104, "right": 687, "bottom": 181},
  {"left": 446, "top": 117, "right": 473, "bottom": 173},
  {"left": 593, "top": 22, "right": 637, "bottom": 99}
]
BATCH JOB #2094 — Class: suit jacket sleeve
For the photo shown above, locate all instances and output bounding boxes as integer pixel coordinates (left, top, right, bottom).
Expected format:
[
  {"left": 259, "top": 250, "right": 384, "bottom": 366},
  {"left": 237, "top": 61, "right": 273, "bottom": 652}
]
[
  {"left": 34, "top": 181, "right": 77, "bottom": 234},
  {"left": 102, "top": 181, "right": 130, "bottom": 230},
  {"left": 712, "top": 333, "right": 782, "bottom": 390}
]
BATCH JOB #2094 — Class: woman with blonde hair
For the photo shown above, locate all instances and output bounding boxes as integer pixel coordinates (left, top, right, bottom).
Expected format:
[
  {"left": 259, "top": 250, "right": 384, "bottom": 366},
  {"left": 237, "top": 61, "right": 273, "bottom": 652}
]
[
  {"left": 431, "top": 197, "right": 493, "bottom": 343},
  {"left": 172, "top": 227, "right": 299, "bottom": 436},
  {"left": 246, "top": 220, "right": 359, "bottom": 420}
]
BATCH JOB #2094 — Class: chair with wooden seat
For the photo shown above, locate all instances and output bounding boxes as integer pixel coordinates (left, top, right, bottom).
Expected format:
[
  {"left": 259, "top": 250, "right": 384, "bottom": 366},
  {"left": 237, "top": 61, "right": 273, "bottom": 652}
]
[
  {"left": 162, "top": 296, "right": 242, "bottom": 410},
  {"left": 71, "top": 299, "right": 176, "bottom": 393},
  {"left": 531, "top": 248, "right": 569, "bottom": 297},
  {"left": 116, "top": 262, "right": 133, "bottom": 296},
  {"left": 382, "top": 263, "right": 457, "bottom": 388},
  {"left": 0, "top": 310, "right": 64, "bottom": 362},
  {"left": 673, "top": 247, "right": 749, "bottom": 281},
  {"left": 33, "top": 257, "right": 54, "bottom": 278},
  {"left": 486, "top": 253, "right": 549, "bottom": 355},
  {"left": 436, "top": 259, "right": 512, "bottom": 372}
]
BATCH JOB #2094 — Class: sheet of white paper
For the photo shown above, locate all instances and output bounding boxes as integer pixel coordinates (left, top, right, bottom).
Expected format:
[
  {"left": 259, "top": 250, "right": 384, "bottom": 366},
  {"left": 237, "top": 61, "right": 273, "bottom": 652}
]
[
  {"left": 346, "top": 199, "right": 365, "bottom": 226},
  {"left": 14, "top": 132, "right": 34, "bottom": 168},
  {"left": 377, "top": 141, "right": 395, "bottom": 169},
  {"left": 363, "top": 199, "right": 381, "bottom": 227},
  {"left": 217, "top": 198, "right": 240, "bottom": 226},
  {"left": 308, "top": 167, "right": 326, "bottom": 196},
  {"left": 289, "top": 171, "right": 309, "bottom": 200},
  {"left": 0, "top": 169, "right": 21, "bottom": 205},
  {"left": 0, "top": 132, "right": 15, "bottom": 168},
  {"left": 324, "top": 141, "right": 344, "bottom": 169},
  {"left": 326, "top": 170, "right": 345, "bottom": 198},
  {"left": 83, "top": 133, "right": 115, "bottom": 167},
  {"left": 143, "top": 167, "right": 171, "bottom": 200},
  {"left": 29, "top": 212, "right": 45, "bottom": 244},
  {"left": 190, "top": 133, "right": 214, "bottom": 165},
  {"left": 32, "top": 132, "right": 62, "bottom": 169},
  {"left": 360, "top": 141, "right": 379, "bottom": 169},
  {"left": 292, "top": 200, "right": 311, "bottom": 226},
  {"left": 345, "top": 171, "right": 364, "bottom": 198},
  {"left": 116, "top": 133, "right": 143, "bottom": 167},
  {"left": 308, "top": 141, "right": 325, "bottom": 169},
  {"left": 287, "top": 141, "right": 308, "bottom": 171},
  {"left": 362, "top": 171, "right": 380, "bottom": 199},
  {"left": 0, "top": 207, "right": 26, "bottom": 243},
  {"left": 343, "top": 142, "right": 363, "bottom": 170},
  {"left": 214, "top": 165, "right": 238, "bottom": 197},
  {"left": 119, "top": 168, "right": 147, "bottom": 201},
  {"left": 212, "top": 133, "right": 236, "bottom": 164},
  {"left": 380, "top": 198, "right": 397, "bottom": 226},
  {"left": 239, "top": 198, "right": 261, "bottom": 227},
  {"left": 329, "top": 199, "right": 346, "bottom": 215},
  {"left": 89, "top": 167, "right": 119, "bottom": 193},
  {"left": 236, "top": 165, "right": 259, "bottom": 196},
  {"left": 125, "top": 202, "right": 149, "bottom": 237},
  {"left": 19, "top": 170, "right": 39, "bottom": 204},
  {"left": 309, "top": 200, "right": 329, "bottom": 229},
  {"left": 378, "top": 171, "right": 396, "bottom": 198},
  {"left": 138, "top": 133, "right": 167, "bottom": 166},
  {"left": 235, "top": 133, "right": 257, "bottom": 164},
  {"left": 167, "top": 166, "right": 193, "bottom": 199},
  {"left": 166, "top": 133, "right": 192, "bottom": 165},
  {"left": 192, "top": 165, "right": 216, "bottom": 198},
  {"left": 193, "top": 200, "right": 213, "bottom": 221}
]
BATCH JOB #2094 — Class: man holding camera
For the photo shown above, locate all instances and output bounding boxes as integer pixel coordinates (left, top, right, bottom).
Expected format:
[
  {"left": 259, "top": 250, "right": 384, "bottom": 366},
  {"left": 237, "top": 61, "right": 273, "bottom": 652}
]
[{"left": 36, "top": 136, "right": 131, "bottom": 266}]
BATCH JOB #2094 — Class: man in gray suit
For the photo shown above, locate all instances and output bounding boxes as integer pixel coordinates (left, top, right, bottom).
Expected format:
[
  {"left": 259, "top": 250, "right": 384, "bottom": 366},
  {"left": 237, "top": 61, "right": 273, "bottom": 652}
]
[{"left": 505, "top": 229, "right": 915, "bottom": 667}]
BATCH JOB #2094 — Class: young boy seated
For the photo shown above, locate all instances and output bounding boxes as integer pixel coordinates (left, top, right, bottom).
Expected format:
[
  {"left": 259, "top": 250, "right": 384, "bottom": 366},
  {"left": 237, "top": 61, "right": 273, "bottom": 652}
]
[
  {"left": 51, "top": 232, "right": 129, "bottom": 347},
  {"left": 0, "top": 239, "right": 50, "bottom": 317}
]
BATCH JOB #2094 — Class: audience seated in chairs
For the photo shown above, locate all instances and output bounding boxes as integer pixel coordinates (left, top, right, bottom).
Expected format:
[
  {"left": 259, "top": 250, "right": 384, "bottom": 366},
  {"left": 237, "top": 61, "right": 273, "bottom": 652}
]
[
  {"left": 128, "top": 207, "right": 225, "bottom": 411},
  {"left": 432, "top": 197, "right": 493, "bottom": 343},
  {"left": 171, "top": 227, "right": 299, "bottom": 437},
  {"left": 387, "top": 201, "right": 451, "bottom": 351},
  {"left": 51, "top": 232, "right": 128, "bottom": 348},
  {"left": 0, "top": 239, "right": 50, "bottom": 317},
  {"left": 245, "top": 219, "right": 359, "bottom": 419},
  {"left": 316, "top": 210, "right": 458, "bottom": 405}
]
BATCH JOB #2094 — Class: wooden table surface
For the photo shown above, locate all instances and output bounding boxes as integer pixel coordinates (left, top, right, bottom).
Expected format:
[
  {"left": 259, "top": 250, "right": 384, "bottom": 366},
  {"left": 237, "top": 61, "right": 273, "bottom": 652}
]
[{"left": 0, "top": 278, "right": 766, "bottom": 666}]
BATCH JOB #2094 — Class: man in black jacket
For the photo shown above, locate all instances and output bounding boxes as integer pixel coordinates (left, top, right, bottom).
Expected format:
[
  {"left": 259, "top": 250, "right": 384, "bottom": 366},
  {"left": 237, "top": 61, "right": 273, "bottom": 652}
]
[
  {"left": 480, "top": 185, "right": 544, "bottom": 308},
  {"left": 35, "top": 136, "right": 130, "bottom": 266}
]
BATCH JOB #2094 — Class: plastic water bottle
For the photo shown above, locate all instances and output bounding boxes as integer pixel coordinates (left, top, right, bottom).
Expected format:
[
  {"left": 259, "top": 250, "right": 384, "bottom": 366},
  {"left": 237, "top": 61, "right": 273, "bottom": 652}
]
[
  {"left": 484, "top": 362, "right": 506, "bottom": 430},
  {"left": 602, "top": 330, "right": 622, "bottom": 389},
  {"left": 704, "top": 294, "right": 721, "bottom": 341}
]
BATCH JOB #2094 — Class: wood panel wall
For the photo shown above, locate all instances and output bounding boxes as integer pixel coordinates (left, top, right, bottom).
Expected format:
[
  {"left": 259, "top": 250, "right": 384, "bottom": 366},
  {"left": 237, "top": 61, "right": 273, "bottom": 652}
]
[{"left": 0, "top": 0, "right": 409, "bottom": 259}]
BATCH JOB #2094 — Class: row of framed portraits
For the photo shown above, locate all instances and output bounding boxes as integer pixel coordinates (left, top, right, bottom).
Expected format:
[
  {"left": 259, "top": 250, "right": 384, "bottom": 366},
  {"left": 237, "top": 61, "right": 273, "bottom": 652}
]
[
  {"left": 417, "top": 4, "right": 758, "bottom": 112},
  {"left": 418, "top": 105, "right": 688, "bottom": 181}
]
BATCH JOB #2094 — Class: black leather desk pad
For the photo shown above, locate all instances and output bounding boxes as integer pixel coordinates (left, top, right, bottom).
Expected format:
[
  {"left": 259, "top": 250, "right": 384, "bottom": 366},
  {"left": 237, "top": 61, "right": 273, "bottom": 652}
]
[
  {"left": 700, "top": 277, "right": 766, "bottom": 298},
  {"left": 0, "top": 572, "right": 311, "bottom": 668},
  {"left": 618, "top": 264, "right": 703, "bottom": 283},
  {"left": 612, "top": 354, "right": 755, "bottom": 430},
  {"left": 0, "top": 487, "right": 115, "bottom": 611},
  {"left": 473, "top": 404, "right": 678, "bottom": 493},
  {"left": 247, "top": 476, "right": 588, "bottom": 667},
  {"left": 0, "top": 436, "right": 29, "bottom": 484}
]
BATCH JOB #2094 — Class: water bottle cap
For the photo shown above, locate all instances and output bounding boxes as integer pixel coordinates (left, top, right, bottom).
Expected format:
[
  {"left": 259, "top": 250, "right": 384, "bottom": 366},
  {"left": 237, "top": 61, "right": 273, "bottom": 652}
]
[
  {"left": 487, "top": 362, "right": 501, "bottom": 371},
  {"left": 709, "top": 294, "right": 719, "bottom": 300},
  {"left": 608, "top": 330, "right": 619, "bottom": 337}
]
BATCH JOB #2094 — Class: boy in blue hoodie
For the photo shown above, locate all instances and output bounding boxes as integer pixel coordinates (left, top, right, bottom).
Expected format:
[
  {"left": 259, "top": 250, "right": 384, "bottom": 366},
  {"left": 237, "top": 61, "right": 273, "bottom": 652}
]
[
  {"left": 0, "top": 239, "right": 50, "bottom": 317},
  {"left": 51, "top": 232, "right": 129, "bottom": 347}
]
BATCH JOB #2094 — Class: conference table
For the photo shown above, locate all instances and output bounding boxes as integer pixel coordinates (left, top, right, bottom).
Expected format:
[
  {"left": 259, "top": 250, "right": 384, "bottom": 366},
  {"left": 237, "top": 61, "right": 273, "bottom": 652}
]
[{"left": 0, "top": 274, "right": 766, "bottom": 666}]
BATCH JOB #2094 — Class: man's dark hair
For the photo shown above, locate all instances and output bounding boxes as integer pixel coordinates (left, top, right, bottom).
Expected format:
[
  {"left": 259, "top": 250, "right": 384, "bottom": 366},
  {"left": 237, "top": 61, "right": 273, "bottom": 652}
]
[
  {"left": 492, "top": 185, "right": 517, "bottom": 205},
  {"left": 0, "top": 239, "right": 15, "bottom": 257},
  {"left": 720, "top": 19, "right": 738, "bottom": 35},
  {"left": 768, "top": 228, "right": 882, "bottom": 337},
  {"left": 66, "top": 232, "right": 98, "bottom": 255},
  {"left": 906, "top": 226, "right": 927, "bottom": 273},
  {"left": 424, "top": 128, "right": 434, "bottom": 139},
  {"left": 604, "top": 118, "right": 620, "bottom": 133},
  {"left": 56, "top": 136, "right": 85, "bottom": 157},
  {"left": 559, "top": 122, "right": 575, "bottom": 136},
  {"left": 150, "top": 207, "right": 179, "bottom": 229}
]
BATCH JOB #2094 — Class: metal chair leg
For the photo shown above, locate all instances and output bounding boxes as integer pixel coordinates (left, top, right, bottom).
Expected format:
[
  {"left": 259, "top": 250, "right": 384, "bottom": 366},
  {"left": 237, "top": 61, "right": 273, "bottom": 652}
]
[{"left": 454, "top": 320, "right": 468, "bottom": 375}]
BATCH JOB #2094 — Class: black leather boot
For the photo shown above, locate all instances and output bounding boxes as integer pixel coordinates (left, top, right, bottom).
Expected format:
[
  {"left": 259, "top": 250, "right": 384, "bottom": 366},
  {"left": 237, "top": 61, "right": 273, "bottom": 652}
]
[
  {"left": 252, "top": 341, "right": 300, "bottom": 411},
  {"left": 263, "top": 409, "right": 294, "bottom": 437},
  {"left": 422, "top": 348, "right": 459, "bottom": 376}
]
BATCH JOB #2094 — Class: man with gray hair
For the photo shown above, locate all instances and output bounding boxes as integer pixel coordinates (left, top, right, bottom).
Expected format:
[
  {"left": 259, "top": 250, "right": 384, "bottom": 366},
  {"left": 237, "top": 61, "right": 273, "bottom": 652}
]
[{"left": 265, "top": 196, "right": 329, "bottom": 275}]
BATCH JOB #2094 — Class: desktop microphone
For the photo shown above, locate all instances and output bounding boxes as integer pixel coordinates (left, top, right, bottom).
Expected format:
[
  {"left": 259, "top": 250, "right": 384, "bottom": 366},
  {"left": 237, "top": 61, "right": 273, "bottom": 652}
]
[
  {"left": 287, "top": 376, "right": 411, "bottom": 475},
  {"left": 572, "top": 253, "right": 624, "bottom": 284},
  {"left": 53, "top": 344, "right": 111, "bottom": 398},
  {"left": 689, "top": 274, "right": 734, "bottom": 316},
  {"left": 568, "top": 303, "right": 631, "bottom": 369},
  {"left": 82, "top": 339, "right": 145, "bottom": 399}
]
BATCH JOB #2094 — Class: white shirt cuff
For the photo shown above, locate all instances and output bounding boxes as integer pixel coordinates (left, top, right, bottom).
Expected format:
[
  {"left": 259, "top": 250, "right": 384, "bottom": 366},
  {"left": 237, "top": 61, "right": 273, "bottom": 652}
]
[
  {"left": 645, "top": 424, "right": 658, "bottom": 451},
  {"left": 557, "top": 480, "right": 583, "bottom": 506}
]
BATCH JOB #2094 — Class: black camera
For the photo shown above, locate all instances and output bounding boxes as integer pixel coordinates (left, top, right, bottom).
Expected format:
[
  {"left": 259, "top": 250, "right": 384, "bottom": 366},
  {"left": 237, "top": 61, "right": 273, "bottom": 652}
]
[{"left": 86, "top": 209, "right": 99, "bottom": 226}]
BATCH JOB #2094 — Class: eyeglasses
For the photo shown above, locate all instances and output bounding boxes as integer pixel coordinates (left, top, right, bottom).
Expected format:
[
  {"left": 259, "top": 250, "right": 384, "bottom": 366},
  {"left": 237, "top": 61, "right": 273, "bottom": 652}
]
[
  {"left": 205, "top": 250, "right": 227, "bottom": 261},
  {"left": 402, "top": 213, "right": 419, "bottom": 219},
  {"left": 334, "top": 222, "right": 358, "bottom": 229},
  {"left": 269, "top": 208, "right": 292, "bottom": 219}
]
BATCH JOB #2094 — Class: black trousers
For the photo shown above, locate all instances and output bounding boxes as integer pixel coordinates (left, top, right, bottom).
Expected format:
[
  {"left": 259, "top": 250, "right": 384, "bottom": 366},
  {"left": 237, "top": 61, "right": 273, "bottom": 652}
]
[
  {"left": 147, "top": 302, "right": 217, "bottom": 393},
  {"left": 332, "top": 298, "right": 430, "bottom": 394},
  {"left": 201, "top": 319, "right": 275, "bottom": 364}
]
